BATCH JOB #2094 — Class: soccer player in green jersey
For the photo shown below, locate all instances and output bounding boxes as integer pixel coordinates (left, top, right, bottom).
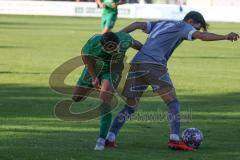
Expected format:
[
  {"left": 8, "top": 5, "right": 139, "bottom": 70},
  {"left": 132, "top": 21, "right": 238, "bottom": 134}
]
[
  {"left": 96, "top": 0, "right": 126, "bottom": 33},
  {"left": 72, "top": 32, "right": 142, "bottom": 151}
]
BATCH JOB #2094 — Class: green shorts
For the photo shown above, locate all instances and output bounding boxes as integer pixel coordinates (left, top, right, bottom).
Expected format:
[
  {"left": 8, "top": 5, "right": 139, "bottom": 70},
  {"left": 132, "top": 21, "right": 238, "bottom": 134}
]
[
  {"left": 101, "top": 13, "right": 117, "bottom": 29},
  {"left": 77, "top": 67, "right": 121, "bottom": 89}
]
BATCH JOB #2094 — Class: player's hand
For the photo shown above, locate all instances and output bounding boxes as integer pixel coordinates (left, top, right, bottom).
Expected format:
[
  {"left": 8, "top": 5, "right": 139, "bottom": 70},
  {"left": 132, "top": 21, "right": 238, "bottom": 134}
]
[
  {"left": 99, "top": 3, "right": 105, "bottom": 8},
  {"left": 97, "top": 2, "right": 104, "bottom": 8},
  {"left": 112, "top": 3, "right": 117, "bottom": 8},
  {"left": 101, "top": 3, "right": 105, "bottom": 8},
  {"left": 227, "top": 32, "right": 239, "bottom": 42},
  {"left": 92, "top": 77, "right": 100, "bottom": 89}
]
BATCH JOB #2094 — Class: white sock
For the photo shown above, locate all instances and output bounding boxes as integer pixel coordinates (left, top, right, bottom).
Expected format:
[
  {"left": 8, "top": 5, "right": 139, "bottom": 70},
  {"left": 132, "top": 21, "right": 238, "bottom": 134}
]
[
  {"left": 106, "top": 132, "right": 116, "bottom": 142},
  {"left": 96, "top": 137, "right": 105, "bottom": 145},
  {"left": 170, "top": 134, "right": 180, "bottom": 141}
]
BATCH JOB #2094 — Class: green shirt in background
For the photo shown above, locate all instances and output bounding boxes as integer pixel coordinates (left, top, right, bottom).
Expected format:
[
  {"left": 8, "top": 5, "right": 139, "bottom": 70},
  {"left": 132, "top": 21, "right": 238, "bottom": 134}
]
[{"left": 103, "top": 0, "right": 120, "bottom": 14}]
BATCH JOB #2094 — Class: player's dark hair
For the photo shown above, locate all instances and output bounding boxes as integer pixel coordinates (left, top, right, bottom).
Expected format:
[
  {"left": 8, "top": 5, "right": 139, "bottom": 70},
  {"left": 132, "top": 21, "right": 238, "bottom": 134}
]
[
  {"left": 100, "top": 32, "right": 119, "bottom": 46},
  {"left": 183, "top": 11, "right": 209, "bottom": 31}
]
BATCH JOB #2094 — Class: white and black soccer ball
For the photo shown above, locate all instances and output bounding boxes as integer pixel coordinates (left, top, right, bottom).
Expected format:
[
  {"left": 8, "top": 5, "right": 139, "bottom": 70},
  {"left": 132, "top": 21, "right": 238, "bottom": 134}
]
[{"left": 182, "top": 128, "right": 203, "bottom": 149}]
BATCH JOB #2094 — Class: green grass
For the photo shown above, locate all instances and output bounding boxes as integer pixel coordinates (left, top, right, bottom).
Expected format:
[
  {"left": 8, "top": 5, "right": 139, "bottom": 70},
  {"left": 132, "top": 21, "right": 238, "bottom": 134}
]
[{"left": 0, "top": 15, "right": 240, "bottom": 160}]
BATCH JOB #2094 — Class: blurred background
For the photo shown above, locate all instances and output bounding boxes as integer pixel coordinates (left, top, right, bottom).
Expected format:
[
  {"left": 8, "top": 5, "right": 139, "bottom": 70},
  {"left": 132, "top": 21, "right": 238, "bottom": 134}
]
[
  {"left": 1, "top": 0, "right": 240, "bottom": 22},
  {"left": 4, "top": 0, "right": 240, "bottom": 6}
]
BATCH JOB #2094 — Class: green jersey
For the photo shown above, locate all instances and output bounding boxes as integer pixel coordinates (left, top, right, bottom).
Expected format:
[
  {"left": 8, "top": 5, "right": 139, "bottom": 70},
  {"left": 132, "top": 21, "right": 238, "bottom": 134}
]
[
  {"left": 82, "top": 32, "right": 133, "bottom": 73},
  {"left": 103, "top": 0, "right": 119, "bottom": 14}
]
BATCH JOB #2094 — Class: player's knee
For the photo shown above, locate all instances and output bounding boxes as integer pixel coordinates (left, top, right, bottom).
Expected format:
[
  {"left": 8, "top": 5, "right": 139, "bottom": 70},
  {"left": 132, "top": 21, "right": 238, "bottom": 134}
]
[
  {"left": 99, "top": 92, "right": 113, "bottom": 103},
  {"left": 72, "top": 95, "right": 84, "bottom": 102},
  {"left": 99, "top": 103, "right": 112, "bottom": 115},
  {"left": 164, "top": 96, "right": 175, "bottom": 104},
  {"left": 161, "top": 93, "right": 177, "bottom": 104},
  {"left": 166, "top": 98, "right": 179, "bottom": 106},
  {"left": 99, "top": 97, "right": 110, "bottom": 105},
  {"left": 159, "top": 87, "right": 177, "bottom": 104},
  {"left": 126, "top": 98, "right": 139, "bottom": 108}
]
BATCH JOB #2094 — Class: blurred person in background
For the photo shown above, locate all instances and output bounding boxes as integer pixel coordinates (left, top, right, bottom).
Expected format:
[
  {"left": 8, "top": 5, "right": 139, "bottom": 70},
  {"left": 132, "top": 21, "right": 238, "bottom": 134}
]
[
  {"left": 177, "top": 0, "right": 186, "bottom": 12},
  {"left": 96, "top": 0, "right": 126, "bottom": 33}
]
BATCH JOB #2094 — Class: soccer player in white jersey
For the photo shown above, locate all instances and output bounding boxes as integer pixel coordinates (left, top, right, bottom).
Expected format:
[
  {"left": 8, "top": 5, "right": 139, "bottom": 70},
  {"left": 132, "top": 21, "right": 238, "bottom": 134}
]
[{"left": 105, "top": 11, "right": 239, "bottom": 150}]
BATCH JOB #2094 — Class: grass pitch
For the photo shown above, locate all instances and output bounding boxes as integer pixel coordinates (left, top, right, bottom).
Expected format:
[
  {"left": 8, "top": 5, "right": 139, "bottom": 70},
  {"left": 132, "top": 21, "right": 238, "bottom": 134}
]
[{"left": 0, "top": 15, "right": 240, "bottom": 160}]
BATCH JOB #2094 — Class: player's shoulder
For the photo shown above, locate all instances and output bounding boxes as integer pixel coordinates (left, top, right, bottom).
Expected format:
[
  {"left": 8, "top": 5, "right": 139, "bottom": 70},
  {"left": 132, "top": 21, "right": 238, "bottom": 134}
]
[
  {"left": 178, "top": 21, "right": 195, "bottom": 29},
  {"left": 116, "top": 32, "right": 133, "bottom": 41},
  {"left": 87, "top": 34, "right": 102, "bottom": 45},
  {"left": 82, "top": 34, "right": 102, "bottom": 54},
  {"left": 161, "top": 20, "right": 183, "bottom": 26},
  {"left": 116, "top": 31, "right": 130, "bottom": 37},
  {"left": 150, "top": 20, "right": 178, "bottom": 29}
]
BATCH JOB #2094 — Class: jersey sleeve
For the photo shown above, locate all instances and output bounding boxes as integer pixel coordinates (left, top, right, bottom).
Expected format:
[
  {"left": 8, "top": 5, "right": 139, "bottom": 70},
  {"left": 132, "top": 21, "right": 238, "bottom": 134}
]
[
  {"left": 118, "top": 32, "right": 134, "bottom": 46},
  {"left": 104, "top": 2, "right": 113, "bottom": 9},
  {"left": 81, "top": 41, "right": 92, "bottom": 56},
  {"left": 143, "top": 21, "right": 161, "bottom": 34},
  {"left": 125, "top": 32, "right": 134, "bottom": 46},
  {"left": 103, "top": 0, "right": 114, "bottom": 9},
  {"left": 181, "top": 24, "right": 197, "bottom": 41},
  {"left": 81, "top": 35, "right": 98, "bottom": 55}
]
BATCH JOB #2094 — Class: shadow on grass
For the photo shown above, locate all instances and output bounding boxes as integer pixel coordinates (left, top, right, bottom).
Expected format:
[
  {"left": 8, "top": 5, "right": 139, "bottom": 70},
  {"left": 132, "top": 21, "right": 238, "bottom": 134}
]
[
  {"left": 0, "top": 19, "right": 98, "bottom": 31},
  {"left": 0, "top": 84, "right": 240, "bottom": 118},
  {"left": 0, "top": 26, "right": 98, "bottom": 31},
  {"left": 0, "top": 45, "right": 26, "bottom": 49},
  {"left": 0, "top": 17, "right": 99, "bottom": 27},
  {"left": 0, "top": 71, "right": 48, "bottom": 75},
  {"left": 0, "top": 120, "right": 240, "bottom": 160},
  {"left": 0, "top": 22, "right": 35, "bottom": 26},
  {"left": 0, "top": 84, "right": 240, "bottom": 159}
]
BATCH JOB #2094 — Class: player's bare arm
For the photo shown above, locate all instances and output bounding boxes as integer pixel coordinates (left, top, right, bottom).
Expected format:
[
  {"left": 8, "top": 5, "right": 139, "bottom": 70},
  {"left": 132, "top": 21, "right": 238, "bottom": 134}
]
[
  {"left": 111, "top": 0, "right": 126, "bottom": 8},
  {"left": 120, "top": 22, "right": 148, "bottom": 33},
  {"left": 131, "top": 39, "right": 143, "bottom": 51},
  {"left": 192, "top": 31, "right": 239, "bottom": 41},
  {"left": 96, "top": 0, "right": 104, "bottom": 8},
  {"left": 82, "top": 54, "right": 100, "bottom": 88},
  {"left": 116, "top": 0, "right": 126, "bottom": 6}
]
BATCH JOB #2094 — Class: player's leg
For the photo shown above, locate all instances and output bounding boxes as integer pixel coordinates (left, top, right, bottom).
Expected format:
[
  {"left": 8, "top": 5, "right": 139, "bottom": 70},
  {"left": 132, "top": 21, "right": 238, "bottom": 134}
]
[
  {"left": 99, "top": 79, "right": 114, "bottom": 139},
  {"left": 102, "top": 27, "right": 111, "bottom": 34},
  {"left": 152, "top": 67, "right": 193, "bottom": 150},
  {"left": 101, "top": 15, "right": 107, "bottom": 33},
  {"left": 95, "top": 79, "right": 115, "bottom": 150},
  {"left": 145, "top": 64, "right": 180, "bottom": 141},
  {"left": 159, "top": 87, "right": 193, "bottom": 150},
  {"left": 72, "top": 67, "right": 94, "bottom": 102},
  {"left": 105, "top": 97, "right": 138, "bottom": 147},
  {"left": 72, "top": 86, "right": 93, "bottom": 102},
  {"left": 106, "top": 64, "right": 147, "bottom": 146},
  {"left": 101, "top": 13, "right": 117, "bottom": 34},
  {"left": 158, "top": 87, "right": 181, "bottom": 141}
]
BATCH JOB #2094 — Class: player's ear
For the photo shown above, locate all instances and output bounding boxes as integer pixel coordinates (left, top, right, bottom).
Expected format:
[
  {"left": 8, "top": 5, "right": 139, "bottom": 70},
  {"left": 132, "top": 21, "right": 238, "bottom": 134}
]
[{"left": 187, "top": 19, "right": 194, "bottom": 25}]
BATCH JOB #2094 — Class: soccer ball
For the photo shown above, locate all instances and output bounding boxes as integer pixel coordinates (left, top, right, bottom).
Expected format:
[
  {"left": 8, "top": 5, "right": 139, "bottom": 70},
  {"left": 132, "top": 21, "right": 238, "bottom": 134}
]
[{"left": 182, "top": 128, "right": 203, "bottom": 149}]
